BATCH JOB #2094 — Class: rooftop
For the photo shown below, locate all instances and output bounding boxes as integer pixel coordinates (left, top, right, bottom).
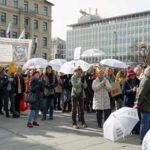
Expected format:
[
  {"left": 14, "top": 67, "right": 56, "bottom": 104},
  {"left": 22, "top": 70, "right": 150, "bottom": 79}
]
[{"left": 68, "top": 10, "right": 150, "bottom": 27}]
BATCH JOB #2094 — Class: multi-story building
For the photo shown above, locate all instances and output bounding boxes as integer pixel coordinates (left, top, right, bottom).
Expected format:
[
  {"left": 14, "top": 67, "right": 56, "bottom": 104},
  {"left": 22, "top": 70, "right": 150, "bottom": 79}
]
[
  {"left": 51, "top": 37, "right": 66, "bottom": 59},
  {"left": 0, "top": 0, "right": 53, "bottom": 60},
  {"left": 66, "top": 10, "right": 150, "bottom": 64}
]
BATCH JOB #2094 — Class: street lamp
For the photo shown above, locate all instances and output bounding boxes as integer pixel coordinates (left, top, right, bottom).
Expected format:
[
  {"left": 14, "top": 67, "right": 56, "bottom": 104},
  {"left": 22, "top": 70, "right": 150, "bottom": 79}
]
[{"left": 113, "top": 31, "right": 117, "bottom": 59}]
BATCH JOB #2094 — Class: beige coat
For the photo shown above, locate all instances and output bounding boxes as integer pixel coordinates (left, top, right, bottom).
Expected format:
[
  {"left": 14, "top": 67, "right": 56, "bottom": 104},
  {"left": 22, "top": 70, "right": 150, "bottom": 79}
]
[{"left": 92, "top": 77, "right": 112, "bottom": 110}]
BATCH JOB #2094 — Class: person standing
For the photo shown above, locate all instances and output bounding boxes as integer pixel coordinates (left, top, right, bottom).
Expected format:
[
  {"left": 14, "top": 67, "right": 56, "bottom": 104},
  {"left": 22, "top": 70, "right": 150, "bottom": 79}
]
[
  {"left": 42, "top": 65, "right": 57, "bottom": 120},
  {"left": 27, "top": 71, "right": 43, "bottom": 128},
  {"left": 92, "top": 69, "right": 112, "bottom": 128},
  {"left": 14, "top": 67, "right": 26, "bottom": 116},
  {"left": 71, "top": 66, "right": 87, "bottom": 129},
  {"left": 136, "top": 66, "right": 150, "bottom": 142},
  {"left": 0, "top": 65, "right": 9, "bottom": 116}
]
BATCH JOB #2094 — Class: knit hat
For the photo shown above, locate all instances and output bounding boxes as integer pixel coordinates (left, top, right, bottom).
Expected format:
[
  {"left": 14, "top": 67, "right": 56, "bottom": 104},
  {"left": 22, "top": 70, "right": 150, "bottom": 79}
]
[
  {"left": 144, "top": 66, "right": 150, "bottom": 77},
  {"left": 127, "top": 69, "right": 135, "bottom": 77},
  {"left": 32, "top": 70, "right": 40, "bottom": 76}
]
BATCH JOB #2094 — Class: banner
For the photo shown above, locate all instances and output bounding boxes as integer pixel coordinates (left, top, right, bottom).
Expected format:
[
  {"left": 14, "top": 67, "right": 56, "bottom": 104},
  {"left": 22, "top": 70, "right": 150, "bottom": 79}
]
[{"left": 0, "top": 38, "right": 32, "bottom": 64}]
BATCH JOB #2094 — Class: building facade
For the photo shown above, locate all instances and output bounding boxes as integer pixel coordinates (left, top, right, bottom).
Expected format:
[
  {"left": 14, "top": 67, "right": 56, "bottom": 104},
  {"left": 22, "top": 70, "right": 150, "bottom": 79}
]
[
  {"left": 0, "top": 0, "right": 53, "bottom": 60},
  {"left": 66, "top": 11, "right": 150, "bottom": 64},
  {"left": 51, "top": 37, "right": 66, "bottom": 59}
]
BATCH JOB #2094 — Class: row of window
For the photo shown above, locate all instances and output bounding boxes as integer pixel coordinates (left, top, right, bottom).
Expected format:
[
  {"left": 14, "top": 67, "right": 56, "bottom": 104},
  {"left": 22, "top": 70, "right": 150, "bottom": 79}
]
[
  {"left": 0, "top": 0, "right": 49, "bottom": 16},
  {"left": 0, "top": 12, "right": 48, "bottom": 31},
  {"left": 0, "top": 29, "right": 48, "bottom": 48}
]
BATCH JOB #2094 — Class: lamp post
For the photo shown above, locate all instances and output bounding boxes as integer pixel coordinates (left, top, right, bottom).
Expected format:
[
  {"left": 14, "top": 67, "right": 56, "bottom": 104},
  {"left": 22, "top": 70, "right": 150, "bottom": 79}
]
[{"left": 113, "top": 31, "right": 117, "bottom": 59}]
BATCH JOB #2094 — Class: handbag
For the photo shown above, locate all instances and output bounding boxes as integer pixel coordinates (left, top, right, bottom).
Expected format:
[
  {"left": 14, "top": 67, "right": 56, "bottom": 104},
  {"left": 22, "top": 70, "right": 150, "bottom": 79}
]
[
  {"left": 25, "top": 91, "right": 37, "bottom": 103},
  {"left": 44, "top": 87, "right": 55, "bottom": 96},
  {"left": 20, "top": 95, "right": 29, "bottom": 112}
]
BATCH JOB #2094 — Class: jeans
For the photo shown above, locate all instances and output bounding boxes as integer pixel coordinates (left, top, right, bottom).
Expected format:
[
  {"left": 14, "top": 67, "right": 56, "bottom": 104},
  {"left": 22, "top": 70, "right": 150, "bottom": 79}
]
[
  {"left": 96, "top": 109, "right": 111, "bottom": 127},
  {"left": 43, "top": 95, "right": 54, "bottom": 117},
  {"left": 28, "top": 110, "right": 38, "bottom": 122},
  {"left": 140, "top": 111, "right": 150, "bottom": 140}
]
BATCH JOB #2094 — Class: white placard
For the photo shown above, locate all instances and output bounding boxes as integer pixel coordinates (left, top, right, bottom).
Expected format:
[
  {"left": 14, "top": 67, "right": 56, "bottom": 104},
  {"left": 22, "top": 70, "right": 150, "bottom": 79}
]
[
  {"left": 74, "top": 47, "right": 81, "bottom": 60},
  {"left": 0, "top": 38, "right": 32, "bottom": 64},
  {"left": 0, "top": 44, "right": 13, "bottom": 62}
]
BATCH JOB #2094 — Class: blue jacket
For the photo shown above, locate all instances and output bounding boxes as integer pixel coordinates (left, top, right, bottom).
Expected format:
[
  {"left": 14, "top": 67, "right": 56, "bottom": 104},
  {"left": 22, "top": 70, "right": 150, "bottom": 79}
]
[
  {"left": 29, "top": 77, "right": 43, "bottom": 110},
  {"left": 122, "top": 78, "right": 140, "bottom": 107}
]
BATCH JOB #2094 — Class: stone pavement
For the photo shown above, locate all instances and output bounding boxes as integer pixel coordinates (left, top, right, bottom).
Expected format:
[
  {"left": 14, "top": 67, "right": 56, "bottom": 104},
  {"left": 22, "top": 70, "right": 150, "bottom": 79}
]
[{"left": 0, "top": 111, "right": 141, "bottom": 150}]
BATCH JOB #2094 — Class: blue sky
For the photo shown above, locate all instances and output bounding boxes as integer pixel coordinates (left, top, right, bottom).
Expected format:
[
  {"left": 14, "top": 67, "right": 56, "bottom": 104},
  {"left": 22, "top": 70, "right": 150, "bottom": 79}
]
[{"left": 48, "top": 0, "right": 150, "bottom": 40}]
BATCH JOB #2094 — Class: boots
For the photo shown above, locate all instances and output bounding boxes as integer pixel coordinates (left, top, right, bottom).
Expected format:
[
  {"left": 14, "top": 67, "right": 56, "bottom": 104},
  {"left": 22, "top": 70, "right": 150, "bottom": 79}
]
[
  {"left": 6, "top": 111, "right": 10, "bottom": 118},
  {"left": 27, "top": 122, "right": 33, "bottom": 128}
]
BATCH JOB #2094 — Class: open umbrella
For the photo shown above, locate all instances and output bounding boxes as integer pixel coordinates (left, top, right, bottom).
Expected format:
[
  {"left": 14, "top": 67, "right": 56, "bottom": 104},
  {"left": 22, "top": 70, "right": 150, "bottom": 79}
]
[
  {"left": 142, "top": 129, "right": 150, "bottom": 150},
  {"left": 100, "top": 59, "right": 127, "bottom": 69},
  {"left": 81, "top": 49, "right": 105, "bottom": 57},
  {"left": 23, "top": 58, "right": 48, "bottom": 70},
  {"left": 49, "top": 59, "right": 66, "bottom": 71},
  {"left": 59, "top": 60, "right": 91, "bottom": 74},
  {"left": 104, "top": 107, "right": 139, "bottom": 141}
]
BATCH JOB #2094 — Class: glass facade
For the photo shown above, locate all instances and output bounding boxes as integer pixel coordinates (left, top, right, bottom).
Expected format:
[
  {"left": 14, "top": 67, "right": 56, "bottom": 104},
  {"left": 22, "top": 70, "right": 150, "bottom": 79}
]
[{"left": 66, "top": 11, "right": 150, "bottom": 64}]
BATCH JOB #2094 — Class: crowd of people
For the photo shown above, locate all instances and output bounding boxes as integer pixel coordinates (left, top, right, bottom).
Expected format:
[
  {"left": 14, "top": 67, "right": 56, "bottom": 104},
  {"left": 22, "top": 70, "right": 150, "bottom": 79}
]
[{"left": 0, "top": 63, "right": 150, "bottom": 143}]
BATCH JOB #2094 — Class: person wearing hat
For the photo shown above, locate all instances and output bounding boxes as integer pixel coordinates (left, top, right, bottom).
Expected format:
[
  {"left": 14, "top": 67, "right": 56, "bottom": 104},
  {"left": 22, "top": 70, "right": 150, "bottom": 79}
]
[
  {"left": 136, "top": 66, "right": 150, "bottom": 142},
  {"left": 71, "top": 66, "right": 87, "bottom": 129},
  {"left": 122, "top": 69, "right": 140, "bottom": 107},
  {"left": 27, "top": 70, "right": 43, "bottom": 128}
]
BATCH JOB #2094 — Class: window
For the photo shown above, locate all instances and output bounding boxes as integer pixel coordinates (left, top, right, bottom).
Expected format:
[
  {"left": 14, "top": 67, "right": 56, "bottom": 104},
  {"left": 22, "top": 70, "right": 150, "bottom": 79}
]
[
  {"left": 13, "top": 0, "right": 18, "bottom": 8},
  {"left": 33, "top": 35, "right": 37, "bottom": 43},
  {"left": 34, "top": 20, "right": 38, "bottom": 29},
  {"left": 12, "top": 32, "right": 17, "bottom": 38},
  {"left": 42, "top": 53, "right": 47, "bottom": 59},
  {"left": 34, "top": 4, "right": 38, "bottom": 13},
  {"left": 24, "top": 18, "right": 29, "bottom": 27},
  {"left": 0, "top": 29, "right": 6, "bottom": 37},
  {"left": 44, "top": 6, "right": 48, "bottom": 16},
  {"left": 13, "top": 15, "right": 18, "bottom": 25},
  {"left": 24, "top": 1, "right": 28, "bottom": 12},
  {"left": 0, "top": 12, "right": 6, "bottom": 22},
  {"left": 43, "top": 22, "right": 47, "bottom": 31},
  {"left": 43, "top": 37, "right": 47, "bottom": 47},
  {"left": 0, "top": 0, "right": 6, "bottom": 5},
  {"left": 25, "top": 33, "right": 29, "bottom": 39}
]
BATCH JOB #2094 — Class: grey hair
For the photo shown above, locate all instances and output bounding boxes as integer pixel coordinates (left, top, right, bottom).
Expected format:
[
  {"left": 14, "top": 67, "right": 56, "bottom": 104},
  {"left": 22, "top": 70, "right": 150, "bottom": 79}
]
[{"left": 144, "top": 66, "right": 150, "bottom": 77}]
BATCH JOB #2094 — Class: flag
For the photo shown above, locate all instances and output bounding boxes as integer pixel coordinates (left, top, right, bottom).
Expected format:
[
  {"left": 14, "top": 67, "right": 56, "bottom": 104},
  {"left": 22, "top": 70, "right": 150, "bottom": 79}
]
[
  {"left": 6, "top": 23, "right": 12, "bottom": 38},
  {"left": 32, "top": 37, "right": 38, "bottom": 57},
  {"left": 18, "top": 29, "right": 25, "bottom": 39}
]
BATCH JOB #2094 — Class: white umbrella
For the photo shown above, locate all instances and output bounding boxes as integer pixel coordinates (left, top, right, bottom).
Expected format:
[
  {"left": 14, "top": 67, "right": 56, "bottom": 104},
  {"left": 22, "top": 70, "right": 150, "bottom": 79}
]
[
  {"left": 49, "top": 59, "right": 66, "bottom": 71},
  {"left": 104, "top": 107, "right": 139, "bottom": 141},
  {"left": 59, "top": 60, "right": 91, "bottom": 74},
  {"left": 142, "top": 129, "right": 150, "bottom": 150},
  {"left": 23, "top": 58, "right": 48, "bottom": 70},
  {"left": 81, "top": 49, "right": 105, "bottom": 57},
  {"left": 100, "top": 59, "right": 127, "bottom": 69}
]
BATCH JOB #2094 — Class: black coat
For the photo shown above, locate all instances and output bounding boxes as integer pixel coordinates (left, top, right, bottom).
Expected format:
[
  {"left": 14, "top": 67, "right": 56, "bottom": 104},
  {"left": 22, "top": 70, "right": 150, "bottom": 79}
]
[
  {"left": 29, "top": 77, "right": 43, "bottom": 110},
  {"left": 14, "top": 74, "right": 26, "bottom": 94}
]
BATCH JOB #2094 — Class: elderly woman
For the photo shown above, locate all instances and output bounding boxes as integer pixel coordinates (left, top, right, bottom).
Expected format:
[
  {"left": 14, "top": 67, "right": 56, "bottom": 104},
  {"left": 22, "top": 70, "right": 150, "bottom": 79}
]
[
  {"left": 136, "top": 66, "right": 150, "bottom": 142},
  {"left": 92, "top": 69, "right": 112, "bottom": 128}
]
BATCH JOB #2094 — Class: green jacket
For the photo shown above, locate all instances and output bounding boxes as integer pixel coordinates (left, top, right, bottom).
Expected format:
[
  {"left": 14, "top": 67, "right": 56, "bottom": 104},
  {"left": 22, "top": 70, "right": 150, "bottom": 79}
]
[
  {"left": 71, "top": 74, "right": 87, "bottom": 98},
  {"left": 137, "top": 76, "right": 150, "bottom": 112}
]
